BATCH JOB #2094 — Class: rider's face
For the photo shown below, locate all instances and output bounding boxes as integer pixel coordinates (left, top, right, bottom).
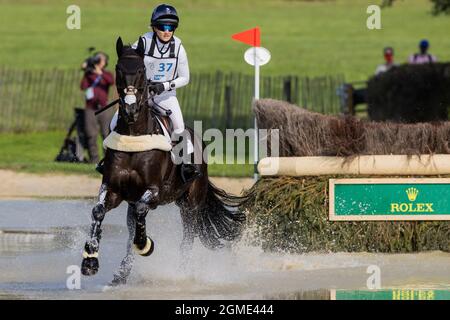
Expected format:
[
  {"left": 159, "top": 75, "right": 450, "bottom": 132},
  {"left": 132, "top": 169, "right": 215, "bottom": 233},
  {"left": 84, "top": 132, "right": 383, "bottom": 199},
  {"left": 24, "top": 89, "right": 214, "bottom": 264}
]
[{"left": 154, "top": 27, "right": 173, "bottom": 42}]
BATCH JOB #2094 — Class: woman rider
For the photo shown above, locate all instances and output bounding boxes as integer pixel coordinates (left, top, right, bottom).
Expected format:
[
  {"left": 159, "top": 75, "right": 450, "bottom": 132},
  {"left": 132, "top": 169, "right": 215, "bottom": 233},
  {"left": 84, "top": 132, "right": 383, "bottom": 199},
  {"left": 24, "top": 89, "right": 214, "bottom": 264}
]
[{"left": 105, "top": 3, "right": 201, "bottom": 182}]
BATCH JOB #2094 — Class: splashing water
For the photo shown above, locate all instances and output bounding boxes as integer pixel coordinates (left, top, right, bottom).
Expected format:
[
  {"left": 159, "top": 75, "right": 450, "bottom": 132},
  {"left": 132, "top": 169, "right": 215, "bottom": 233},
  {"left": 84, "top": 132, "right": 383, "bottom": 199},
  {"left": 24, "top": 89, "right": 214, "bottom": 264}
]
[{"left": 0, "top": 199, "right": 448, "bottom": 299}]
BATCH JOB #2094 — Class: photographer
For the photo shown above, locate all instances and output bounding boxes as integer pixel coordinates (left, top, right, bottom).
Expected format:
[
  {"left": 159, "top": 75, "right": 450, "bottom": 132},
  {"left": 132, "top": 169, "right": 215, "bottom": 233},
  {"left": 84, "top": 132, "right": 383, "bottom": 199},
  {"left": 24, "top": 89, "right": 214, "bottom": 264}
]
[{"left": 80, "top": 52, "right": 114, "bottom": 164}]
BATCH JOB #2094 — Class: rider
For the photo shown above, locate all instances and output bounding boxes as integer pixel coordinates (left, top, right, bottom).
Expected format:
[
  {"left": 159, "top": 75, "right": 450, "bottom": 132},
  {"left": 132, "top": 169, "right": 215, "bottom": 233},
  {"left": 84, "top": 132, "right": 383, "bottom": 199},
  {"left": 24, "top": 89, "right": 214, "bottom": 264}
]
[{"left": 105, "top": 3, "right": 201, "bottom": 183}]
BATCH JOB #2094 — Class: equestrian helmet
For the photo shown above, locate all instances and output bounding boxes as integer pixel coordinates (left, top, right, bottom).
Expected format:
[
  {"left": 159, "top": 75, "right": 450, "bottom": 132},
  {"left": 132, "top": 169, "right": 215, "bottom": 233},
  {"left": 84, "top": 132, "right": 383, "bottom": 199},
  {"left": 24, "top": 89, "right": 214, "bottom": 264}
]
[{"left": 150, "top": 4, "right": 179, "bottom": 28}]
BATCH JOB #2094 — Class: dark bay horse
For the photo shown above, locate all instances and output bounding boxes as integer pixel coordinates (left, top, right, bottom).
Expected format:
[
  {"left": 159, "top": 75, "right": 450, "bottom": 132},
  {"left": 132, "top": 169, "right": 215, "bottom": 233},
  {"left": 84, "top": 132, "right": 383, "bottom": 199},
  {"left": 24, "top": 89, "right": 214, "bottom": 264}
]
[{"left": 80, "top": 37, "right": 246, "bottom": 285}]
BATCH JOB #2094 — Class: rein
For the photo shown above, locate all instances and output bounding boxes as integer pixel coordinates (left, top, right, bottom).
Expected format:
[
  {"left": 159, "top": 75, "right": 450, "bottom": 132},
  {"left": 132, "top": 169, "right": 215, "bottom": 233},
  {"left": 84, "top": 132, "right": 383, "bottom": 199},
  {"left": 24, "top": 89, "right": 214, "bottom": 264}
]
[
  {"left": 96, "top": 55, "right": 147, "bottom": 116},
  {"left": 95, "top": 98, "right": 122, "bottom": 116}
]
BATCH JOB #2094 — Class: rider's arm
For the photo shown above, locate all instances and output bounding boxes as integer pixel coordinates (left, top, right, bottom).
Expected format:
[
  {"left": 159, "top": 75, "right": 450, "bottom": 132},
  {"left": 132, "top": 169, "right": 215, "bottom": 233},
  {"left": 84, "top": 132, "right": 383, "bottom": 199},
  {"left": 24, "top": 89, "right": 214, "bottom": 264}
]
[{"left": 165, "top": 44, "right": 189, "bottom": 91}]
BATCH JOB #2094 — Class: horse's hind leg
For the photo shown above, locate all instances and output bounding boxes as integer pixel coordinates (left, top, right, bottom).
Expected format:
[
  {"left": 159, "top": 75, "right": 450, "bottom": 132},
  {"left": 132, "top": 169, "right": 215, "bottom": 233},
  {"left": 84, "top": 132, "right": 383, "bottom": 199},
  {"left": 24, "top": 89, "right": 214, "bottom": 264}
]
[
  {"left": 110, "top": 204, "right": 136, "bottom": 286},
  {"left": 81, "top": 183, "right": 122, "bottom": 276}
]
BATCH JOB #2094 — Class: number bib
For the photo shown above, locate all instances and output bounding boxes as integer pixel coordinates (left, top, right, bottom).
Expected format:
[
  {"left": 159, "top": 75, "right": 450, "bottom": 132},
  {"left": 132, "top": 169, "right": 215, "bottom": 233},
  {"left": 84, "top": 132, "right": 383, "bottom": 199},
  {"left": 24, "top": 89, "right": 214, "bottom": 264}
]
[{"left": 142, "top": 33, "right": 181, "bottom": 83}]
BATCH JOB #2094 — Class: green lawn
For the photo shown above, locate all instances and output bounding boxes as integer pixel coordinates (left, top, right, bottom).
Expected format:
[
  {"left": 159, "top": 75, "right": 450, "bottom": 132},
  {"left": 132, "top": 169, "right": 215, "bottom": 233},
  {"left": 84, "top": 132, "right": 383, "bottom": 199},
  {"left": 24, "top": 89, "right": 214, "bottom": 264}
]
[
  {"left": 1, "top": 0, "right": 449, "bottom": 81},
  {"left": 1, "top": 0, "right": 449, "bottom": 177},
  {"left": 0, "top": 131, "right": 253, "bottom": 177}
]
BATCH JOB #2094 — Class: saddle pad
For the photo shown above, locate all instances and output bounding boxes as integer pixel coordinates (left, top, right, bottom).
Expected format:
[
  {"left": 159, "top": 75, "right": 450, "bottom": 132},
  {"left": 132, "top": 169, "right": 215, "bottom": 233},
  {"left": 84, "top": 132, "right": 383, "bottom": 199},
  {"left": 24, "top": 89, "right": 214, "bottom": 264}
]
[{"left": 103, "top": 131, "right": 172, "bottom": 152}]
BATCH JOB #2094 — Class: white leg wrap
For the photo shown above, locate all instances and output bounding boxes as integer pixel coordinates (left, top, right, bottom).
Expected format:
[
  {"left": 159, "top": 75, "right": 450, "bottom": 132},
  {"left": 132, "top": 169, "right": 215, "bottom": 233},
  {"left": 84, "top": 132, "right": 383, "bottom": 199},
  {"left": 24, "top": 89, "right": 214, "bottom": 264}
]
[
  {"left": 134, "top": 237, "right": 153, "bottom": 255},
  {"left": 98, "top": 183, "right": 107, "bottom": 205}
]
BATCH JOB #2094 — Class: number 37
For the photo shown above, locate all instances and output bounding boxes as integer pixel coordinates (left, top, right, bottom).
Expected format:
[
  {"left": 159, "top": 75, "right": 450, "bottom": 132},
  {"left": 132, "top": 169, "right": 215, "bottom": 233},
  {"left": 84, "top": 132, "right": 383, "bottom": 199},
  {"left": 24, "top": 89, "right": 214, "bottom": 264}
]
[{"left": 158, "top": 63, "right": 173, "bottom": 72}]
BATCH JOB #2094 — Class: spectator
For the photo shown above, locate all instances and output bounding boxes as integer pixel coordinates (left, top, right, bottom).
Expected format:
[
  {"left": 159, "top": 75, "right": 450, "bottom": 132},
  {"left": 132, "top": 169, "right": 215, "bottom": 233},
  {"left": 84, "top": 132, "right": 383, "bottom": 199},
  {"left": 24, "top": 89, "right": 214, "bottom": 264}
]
[
  {"left": 80, "top": 52, "right": 114, "bottom": 163},
  {"left": 375, "top": 47, "right": 398, "bottom": 75},
  {"left": 409, "top": 39, "right": 437, "bottom": 64}
]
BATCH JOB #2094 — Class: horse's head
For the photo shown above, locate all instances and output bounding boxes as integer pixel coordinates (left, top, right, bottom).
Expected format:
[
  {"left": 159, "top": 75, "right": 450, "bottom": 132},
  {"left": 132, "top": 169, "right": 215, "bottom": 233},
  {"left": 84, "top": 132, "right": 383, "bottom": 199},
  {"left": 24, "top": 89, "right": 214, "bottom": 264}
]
[{"left": 115, "top": 37, "right": 147, "bottom": 124}]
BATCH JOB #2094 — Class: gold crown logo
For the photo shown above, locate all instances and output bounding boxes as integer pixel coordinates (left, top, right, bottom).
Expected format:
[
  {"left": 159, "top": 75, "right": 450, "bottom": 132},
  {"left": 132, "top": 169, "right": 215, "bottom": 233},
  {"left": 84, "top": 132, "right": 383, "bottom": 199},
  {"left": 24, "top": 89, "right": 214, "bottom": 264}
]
[{"left": 406, "top": 187, "right": 419, "bottom": 202}]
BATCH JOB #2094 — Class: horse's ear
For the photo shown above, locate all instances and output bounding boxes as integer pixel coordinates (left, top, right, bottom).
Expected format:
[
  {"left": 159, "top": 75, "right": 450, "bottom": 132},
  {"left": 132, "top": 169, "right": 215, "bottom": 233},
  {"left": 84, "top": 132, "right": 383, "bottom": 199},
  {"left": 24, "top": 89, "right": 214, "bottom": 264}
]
[
  {"left": 135, "top": 37, "right": 145, "bottom": 58},
  {"left": 116, "top": 37, "right": 124, "bottom": 58}
]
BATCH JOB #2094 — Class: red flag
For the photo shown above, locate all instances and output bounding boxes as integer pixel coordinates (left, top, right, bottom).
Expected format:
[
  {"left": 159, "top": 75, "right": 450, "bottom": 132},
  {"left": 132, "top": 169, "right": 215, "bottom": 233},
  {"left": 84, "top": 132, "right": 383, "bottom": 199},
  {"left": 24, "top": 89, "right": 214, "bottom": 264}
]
[{"left": 231, "top": 27, "right": 260, "bottom": 47}]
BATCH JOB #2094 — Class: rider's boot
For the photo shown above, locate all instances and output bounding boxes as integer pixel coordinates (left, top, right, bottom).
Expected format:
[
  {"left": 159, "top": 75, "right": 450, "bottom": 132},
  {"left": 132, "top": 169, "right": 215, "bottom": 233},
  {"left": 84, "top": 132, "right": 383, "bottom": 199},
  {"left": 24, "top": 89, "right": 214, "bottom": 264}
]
[{"left": 175, "top": 136, "right": 203, "bottom": 184}]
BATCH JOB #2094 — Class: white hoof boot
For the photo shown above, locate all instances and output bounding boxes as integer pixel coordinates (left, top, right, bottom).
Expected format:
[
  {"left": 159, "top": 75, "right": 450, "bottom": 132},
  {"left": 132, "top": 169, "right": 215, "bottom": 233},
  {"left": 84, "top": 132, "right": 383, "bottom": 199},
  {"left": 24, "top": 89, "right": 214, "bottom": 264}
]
[{"left": 134, "top": 237, "right": 154, "bottom": 256}]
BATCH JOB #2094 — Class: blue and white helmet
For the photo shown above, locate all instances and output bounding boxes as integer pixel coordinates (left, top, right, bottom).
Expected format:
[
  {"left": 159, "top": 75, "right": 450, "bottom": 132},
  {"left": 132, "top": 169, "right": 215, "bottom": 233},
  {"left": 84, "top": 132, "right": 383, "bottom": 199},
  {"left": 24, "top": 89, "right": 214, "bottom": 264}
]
[{"left": 150, "top": 4, "right": 179, "bottom": 28}]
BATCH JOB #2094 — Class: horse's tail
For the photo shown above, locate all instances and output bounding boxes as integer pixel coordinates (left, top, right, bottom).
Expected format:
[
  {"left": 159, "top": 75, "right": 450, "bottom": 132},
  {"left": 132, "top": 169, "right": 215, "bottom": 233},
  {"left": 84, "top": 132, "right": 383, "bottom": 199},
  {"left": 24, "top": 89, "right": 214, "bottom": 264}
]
[{"left": 196, "top": 180, "right": 247, "bottom": 249}]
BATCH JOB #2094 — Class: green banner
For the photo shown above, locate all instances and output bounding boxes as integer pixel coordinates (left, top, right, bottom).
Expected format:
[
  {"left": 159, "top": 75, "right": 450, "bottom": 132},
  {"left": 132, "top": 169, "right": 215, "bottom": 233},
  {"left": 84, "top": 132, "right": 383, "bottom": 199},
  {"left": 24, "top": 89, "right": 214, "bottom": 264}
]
[
  {"left": 330, "top": 179, "right": 450, "bottom": 220},
  {"left": 333, "top": 289, "right": 450, "bottom": 300}
]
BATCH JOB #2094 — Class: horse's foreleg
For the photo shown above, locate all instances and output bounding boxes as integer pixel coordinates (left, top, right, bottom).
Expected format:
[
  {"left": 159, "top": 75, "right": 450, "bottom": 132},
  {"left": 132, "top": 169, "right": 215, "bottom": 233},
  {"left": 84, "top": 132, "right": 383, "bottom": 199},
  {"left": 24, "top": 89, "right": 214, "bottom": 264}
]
[
  {"left": 133, "top": 188, "right": 159, "bottom": 256},
  {"left": 110, "top": 204, "right": 137, "bottom": 286},
  {"left": 81, "top": 183, "right": 122, "bottom": 276}
]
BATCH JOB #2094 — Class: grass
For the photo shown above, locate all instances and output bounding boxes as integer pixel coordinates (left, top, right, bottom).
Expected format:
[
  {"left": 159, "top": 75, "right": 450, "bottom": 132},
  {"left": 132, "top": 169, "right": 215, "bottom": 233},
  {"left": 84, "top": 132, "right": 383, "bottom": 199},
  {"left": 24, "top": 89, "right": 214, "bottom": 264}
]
[
  {"left": 1, "top": 0, "right": 449, "bottom": 177},
  {"left": 0, "top": 131, "right": 253, "bottom": 177},
  {"left": 1, "top": 0, "right": 450, "bottom": 81}
]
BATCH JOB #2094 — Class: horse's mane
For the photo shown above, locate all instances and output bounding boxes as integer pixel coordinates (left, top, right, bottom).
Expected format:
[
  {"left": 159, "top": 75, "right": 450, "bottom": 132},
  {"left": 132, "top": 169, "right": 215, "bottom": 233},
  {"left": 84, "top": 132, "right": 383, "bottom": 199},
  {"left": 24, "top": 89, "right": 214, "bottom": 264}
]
[{"left": 254, "top": 98, "right": 450, "bottom": 157}]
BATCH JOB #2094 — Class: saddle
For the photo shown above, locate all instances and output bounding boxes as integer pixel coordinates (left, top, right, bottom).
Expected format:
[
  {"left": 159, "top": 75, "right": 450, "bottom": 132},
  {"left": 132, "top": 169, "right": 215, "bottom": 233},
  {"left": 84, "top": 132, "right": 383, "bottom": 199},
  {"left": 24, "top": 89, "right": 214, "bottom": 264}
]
[{"left": 102, "top": 102, "right": 174, "bottom": 153}]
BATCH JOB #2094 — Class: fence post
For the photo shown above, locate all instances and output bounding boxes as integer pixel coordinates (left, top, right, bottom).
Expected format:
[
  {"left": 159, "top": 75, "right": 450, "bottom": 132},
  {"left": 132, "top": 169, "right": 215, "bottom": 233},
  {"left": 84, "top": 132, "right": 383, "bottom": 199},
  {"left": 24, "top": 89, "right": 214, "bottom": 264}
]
[
  {"left": 283, "top": 77, "right": 292, "bottom": 103},
  {"left": 225, "top": 85, "right": 232, "bottom": 129}
]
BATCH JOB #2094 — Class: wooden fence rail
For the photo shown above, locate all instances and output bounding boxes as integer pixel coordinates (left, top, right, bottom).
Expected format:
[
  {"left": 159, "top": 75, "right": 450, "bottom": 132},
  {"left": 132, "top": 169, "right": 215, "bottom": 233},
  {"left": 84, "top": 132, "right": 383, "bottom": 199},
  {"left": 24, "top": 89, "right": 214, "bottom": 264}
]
[{"left": 0, "top": 68, "right": 345, "bottom": 132}]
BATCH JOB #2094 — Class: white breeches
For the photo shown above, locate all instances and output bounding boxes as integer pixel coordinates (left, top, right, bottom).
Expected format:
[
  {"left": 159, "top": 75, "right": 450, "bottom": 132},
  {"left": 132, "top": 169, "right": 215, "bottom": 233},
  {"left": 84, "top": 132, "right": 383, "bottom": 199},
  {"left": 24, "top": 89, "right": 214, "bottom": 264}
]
[
  {"left": 110, "top": 93, "right": 185, "bottom": 135},
  {"left": 153, "top": 94, "right": 185, "bottom": 135}
]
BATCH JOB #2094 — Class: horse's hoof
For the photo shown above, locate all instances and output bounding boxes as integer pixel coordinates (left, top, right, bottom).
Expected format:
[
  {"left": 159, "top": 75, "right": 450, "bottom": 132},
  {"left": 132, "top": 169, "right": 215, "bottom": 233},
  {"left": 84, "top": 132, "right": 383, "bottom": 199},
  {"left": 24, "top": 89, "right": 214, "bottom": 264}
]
[
  {"left": 134, "top": 237, "right": 154, "bottom": 256},
  {"left": 81, "top": 257, "right": 99, "bottom": 276}
]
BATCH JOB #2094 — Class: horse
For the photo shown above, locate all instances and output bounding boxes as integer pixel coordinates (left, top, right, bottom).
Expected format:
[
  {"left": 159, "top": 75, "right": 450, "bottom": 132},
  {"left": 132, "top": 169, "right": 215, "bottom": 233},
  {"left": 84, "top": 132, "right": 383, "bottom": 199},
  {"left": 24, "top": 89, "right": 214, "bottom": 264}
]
[{"left": 80, "top": 37, "right": 246, "bottom": 285}]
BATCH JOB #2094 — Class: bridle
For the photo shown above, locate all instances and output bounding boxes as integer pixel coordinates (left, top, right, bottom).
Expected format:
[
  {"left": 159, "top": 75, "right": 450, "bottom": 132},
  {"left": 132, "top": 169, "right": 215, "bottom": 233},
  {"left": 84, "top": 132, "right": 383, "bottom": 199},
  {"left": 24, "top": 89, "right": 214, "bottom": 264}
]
[
  {"left": 115, "top": 54, "right": 149, "bottom": 112},
  {"left": 109, "top": 52, "right": 174, "bottom": 139}
]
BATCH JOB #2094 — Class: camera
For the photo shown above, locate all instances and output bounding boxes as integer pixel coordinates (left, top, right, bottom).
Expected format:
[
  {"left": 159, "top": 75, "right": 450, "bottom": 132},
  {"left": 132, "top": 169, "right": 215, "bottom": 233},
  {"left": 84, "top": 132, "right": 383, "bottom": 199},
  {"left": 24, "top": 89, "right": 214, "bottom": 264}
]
[
  {"left": 81, "top": 47, "right": 109, "bottom": 73},
  {"left": 83, "top": 55, "right": 101, "bottom": 73}
]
